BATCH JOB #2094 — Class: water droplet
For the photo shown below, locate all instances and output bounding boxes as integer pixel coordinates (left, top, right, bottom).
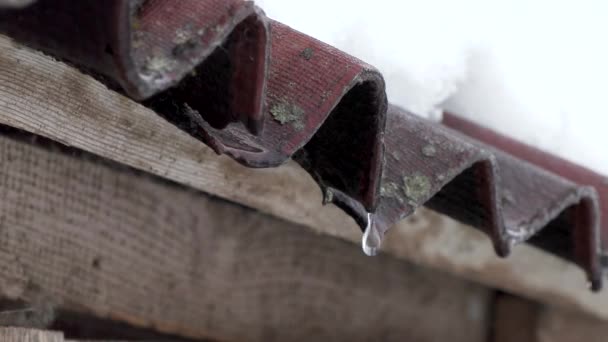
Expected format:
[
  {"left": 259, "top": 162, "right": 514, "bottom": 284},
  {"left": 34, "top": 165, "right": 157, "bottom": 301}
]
[{"left": 362, "top": 213, "right": 382, "bottom": 256}]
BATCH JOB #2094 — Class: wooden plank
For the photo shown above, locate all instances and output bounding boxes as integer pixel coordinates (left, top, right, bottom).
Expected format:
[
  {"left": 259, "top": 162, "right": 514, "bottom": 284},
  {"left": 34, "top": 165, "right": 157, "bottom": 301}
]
[
  {"left": 0, "top": 34, "right": 606, "bottom": 321},
  {"left": 383, "top": 212, "right": 608, "bottom": 319},
  {"left": 0, "top": 327, "right": 151, "bottom": 342},
  {"left": 536, "top": 305, "right": 608, "bottom": 342},
  {"left": 0, "top": 328, "right": 63, "bottom": 342},
  {"left": 491, "top": 294, "right": 538, "bottom": 342},
  {"left": 489, "top": 294, "right": 608, "bottom": 342},
  {"left": 487, "top": 294, "right": 608, "bottom": 342},
  {"left": 0, "top": 132, "right": 492, "bottom": 341},
  {"left": 0, "top": 34, "right": 351, "bottom": 236}
]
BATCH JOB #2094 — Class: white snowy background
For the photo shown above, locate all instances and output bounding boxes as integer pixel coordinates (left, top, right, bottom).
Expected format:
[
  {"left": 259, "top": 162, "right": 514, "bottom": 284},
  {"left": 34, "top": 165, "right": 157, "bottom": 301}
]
[{"left": 256, "top": 0, "right": 608, "bottom": 176}]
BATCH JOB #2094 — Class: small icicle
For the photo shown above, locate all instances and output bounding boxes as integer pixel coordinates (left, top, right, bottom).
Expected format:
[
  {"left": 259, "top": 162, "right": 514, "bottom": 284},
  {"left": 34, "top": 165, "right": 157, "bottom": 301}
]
[{"left": 362, "top": 213, "right": 382, "bottom": 256}]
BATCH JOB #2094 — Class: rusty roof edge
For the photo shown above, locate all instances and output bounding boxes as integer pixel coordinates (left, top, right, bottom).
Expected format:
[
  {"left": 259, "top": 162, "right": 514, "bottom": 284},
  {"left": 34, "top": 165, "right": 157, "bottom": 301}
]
[{"left": 0, "top": 0, "right": 605, "bottom": 290}]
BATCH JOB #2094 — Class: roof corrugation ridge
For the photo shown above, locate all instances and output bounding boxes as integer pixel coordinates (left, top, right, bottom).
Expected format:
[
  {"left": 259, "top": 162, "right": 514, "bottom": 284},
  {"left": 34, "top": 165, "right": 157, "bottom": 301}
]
[{"left": 0, "top": 0, "right": 605, "bottom": 290}]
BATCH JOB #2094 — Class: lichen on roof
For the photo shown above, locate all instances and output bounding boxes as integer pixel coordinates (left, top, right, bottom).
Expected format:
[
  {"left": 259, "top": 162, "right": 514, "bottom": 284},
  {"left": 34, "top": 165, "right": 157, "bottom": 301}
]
[
  {"left": 300, "top": 47, "right": 314, "bottom": 60},
  {"left": 403, "top": 174, "right": 431, "bottom": 204},
  {"left": 422, "top": 144, "right": 437, "bottom": 157},
  {"left": 270, "top": 99, "right": 305, "bottom": 131},
  {"left": 381, "top": 181, "right": 404, "bottom": 203}
]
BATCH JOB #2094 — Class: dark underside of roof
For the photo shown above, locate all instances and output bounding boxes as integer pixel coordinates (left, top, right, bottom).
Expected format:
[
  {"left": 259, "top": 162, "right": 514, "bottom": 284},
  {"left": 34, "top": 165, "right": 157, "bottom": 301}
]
[{"left": 1, "top": 0, "right": 606, "bottom": 290}]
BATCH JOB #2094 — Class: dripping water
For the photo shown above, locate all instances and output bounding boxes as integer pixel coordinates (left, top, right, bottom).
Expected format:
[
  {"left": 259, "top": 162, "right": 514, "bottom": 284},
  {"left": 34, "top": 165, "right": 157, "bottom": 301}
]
[{"left": 362, "top": 213, "right": 383, "bottom": 256}]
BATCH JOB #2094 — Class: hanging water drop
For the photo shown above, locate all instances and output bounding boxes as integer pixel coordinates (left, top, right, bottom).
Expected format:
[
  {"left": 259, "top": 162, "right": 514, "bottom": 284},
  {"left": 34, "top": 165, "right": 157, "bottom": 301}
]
[{"left": 362, "top": 213, "right": 382, "bottom": 256}]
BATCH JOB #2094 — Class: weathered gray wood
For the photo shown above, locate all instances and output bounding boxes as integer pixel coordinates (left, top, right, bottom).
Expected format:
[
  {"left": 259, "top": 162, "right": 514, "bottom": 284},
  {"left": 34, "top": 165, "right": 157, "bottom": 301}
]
[
  {"left": 0, "top": 34, "right": 606, "bottom": 322},
  {"left": 0, "top": 327, "right": 149, "bottom": 342},
  {"left": 0, "top": 133, "right": 491, "bottom": 341},
  {"left": 0, "top": 328, "right": 63, "bottom": 342},
  {"left": 0, "top": 34, "right": 351, "bottom": 236}
]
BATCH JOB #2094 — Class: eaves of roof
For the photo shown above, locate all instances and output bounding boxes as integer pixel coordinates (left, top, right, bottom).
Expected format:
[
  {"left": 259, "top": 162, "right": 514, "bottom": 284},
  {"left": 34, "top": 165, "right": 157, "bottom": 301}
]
[{"left": 1, "top": 0, "right": 606, "bottom": 290}]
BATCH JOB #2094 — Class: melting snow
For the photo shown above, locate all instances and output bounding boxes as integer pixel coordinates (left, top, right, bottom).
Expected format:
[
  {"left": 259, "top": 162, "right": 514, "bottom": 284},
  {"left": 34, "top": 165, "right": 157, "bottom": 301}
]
[{"left": 257, "top": 0, "right": 608, "bottom": 175}]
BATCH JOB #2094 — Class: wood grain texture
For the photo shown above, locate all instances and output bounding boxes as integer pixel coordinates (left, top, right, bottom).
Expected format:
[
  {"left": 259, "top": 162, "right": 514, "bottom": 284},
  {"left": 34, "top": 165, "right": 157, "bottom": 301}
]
[
  {"left": 0, "top": 328, "right": 63, "bottom": 342},
  {"left": 0, "top": 132, "right": 491, "bottom": 341},
  {"left": 0, "top": 327, "right": 151, "bottom": 342},
  {"left": 0, "top": 34, "right": 353, "bottom": 236},
  {"left": 0, "top": 34, "right": 607, "bottom": 322}
]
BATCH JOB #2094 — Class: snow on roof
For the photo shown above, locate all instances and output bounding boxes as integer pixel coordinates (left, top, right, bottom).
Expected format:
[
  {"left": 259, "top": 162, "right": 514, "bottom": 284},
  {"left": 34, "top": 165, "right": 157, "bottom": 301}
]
[
  {"left": 258, "top": 0, "right": 608, "bottom": 176},
  {"left": 1, "top": 0, "right": 606, "bottom": 290}
]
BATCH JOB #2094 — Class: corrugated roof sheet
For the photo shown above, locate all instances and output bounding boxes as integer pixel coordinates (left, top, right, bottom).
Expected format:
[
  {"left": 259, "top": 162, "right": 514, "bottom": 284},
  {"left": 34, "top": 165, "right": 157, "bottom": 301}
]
[{"left": 1, "top": 0, "right": 606, "bottom": 290}]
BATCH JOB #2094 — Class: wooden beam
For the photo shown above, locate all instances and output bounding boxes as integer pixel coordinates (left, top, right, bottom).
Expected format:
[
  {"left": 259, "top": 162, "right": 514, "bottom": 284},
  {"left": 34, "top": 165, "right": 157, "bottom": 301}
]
[
  {"left": 535, "top": 305, "right": 608, "bottom": 342},
  {"left": 488, "top": 293, "right": 608, "bottom": 342},
  {"left": 0, "top": 34, "right": 606, "bottom": 322},
  {"left": 491, "top": 294, "right": 538, "bottom": 342},
  {"left": 0, "top": 328, "right": 63, "bottom": 342},
  {"left": 0, "top": 34, "right": 349, "bottom": 236},
  {"left": 0, "top": 327, "right": 157, "bottom": 342},
  {"left": 0, "top": 131, "right": 492, "bottom": 341}
]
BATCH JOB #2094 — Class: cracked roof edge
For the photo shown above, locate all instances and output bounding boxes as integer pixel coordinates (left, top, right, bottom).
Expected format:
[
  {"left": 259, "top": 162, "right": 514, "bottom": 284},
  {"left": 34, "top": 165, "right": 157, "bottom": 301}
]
[{"left": 0, "top": 0, "right": 605, "bottom": 290}]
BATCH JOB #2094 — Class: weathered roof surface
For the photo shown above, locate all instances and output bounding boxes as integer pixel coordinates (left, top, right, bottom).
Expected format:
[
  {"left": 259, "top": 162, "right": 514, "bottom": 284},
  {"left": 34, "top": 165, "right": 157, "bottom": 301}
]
[{"left": 0, "top": 0, "right": 606, "bottom": 289}]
